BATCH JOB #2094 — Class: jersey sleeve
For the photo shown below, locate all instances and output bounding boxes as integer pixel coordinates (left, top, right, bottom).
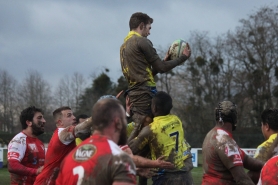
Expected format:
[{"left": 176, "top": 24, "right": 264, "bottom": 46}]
[
  {"left": 128, "top": 126, "right": 152, "bottom": 155},
  {"left": 216, "top": 138, "right": 243, "bottom": 170},
  {"left": 258, "top": 156, "right": 278, "bottom": 185},
  {"left": 58, "top": 126, "right": 76, "bottom": 145},
  {"left": 109, "top": 153, "right": 136, "bottom": 184},
  {"left": 8, "top": 136, "right": 27, "bottom": 162},
  {"left": 8, "top": 160, "right": 37, "bottom": 176}
]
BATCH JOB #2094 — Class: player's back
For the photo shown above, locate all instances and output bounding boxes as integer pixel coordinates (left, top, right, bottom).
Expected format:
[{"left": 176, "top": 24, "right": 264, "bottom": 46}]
[
  {"left": 120, "top": 34, "right": 157, "bottom": 87},
  {"left": 149, "top": 114, "right": 191, "bottom": 170},
  {"left": 56, "top": 134, "right": 137, "bottom": 185},
  {"left": 202, "top": 128, "right": 244, "bottom": 184},
  {"left": 254, "top": 133, "right": 277, "bottom": 162}
]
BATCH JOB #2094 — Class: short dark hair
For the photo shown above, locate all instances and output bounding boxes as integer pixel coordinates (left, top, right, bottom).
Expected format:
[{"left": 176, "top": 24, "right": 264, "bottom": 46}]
[
  {"left": 152, "top": 91, "right": 172, "bottom": 115},
  {"left": 261, "top": 108, "right": 278, "bottom": 131},
  {"left": 92, "top": 98, "right": 123, "bottom": 131},
  {"left": 76, "top": 114, "right": 89, "bottom": 123},
  {"left": 129, "top": 12, "right": 153, "bottom": 30},
  {"left": 53, "top": 106, "right": 71, "bottom": 123},
  {"left": 20, "top": 106, "right": 43, "bottom": 129}
]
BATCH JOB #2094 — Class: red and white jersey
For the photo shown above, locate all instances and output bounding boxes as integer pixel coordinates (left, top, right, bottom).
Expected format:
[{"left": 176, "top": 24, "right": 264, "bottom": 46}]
[
  {"left": 202, "top": 128, "right": 245, "bottom": 184},
  {"left": 7, "top": 132, "right": 45, "bottom": 185},
  {"left": 258, "top": 155, "right": 278, "bottom": 185},
  {"left": 34, "top": 127, "right": 76, "bottom": 185},
  {"left": 56, "top": 134, "right": 137, "bottom": 185}
]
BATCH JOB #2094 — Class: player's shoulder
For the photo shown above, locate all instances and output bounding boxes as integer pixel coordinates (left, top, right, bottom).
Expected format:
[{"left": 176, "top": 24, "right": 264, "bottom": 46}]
[
  {"left": 265, "top": 155, "right": 278, "bottom": 168},
  {"left": 207, "top": 128, "right": 232, "bottom": 144},
  {"left": 12, "top": 132, "right": 26, "bottom": 138},
  {"left": 170, "top": 114, "right": 182, "bottom": 121},
  {"left": 215, "top": 128, "right": 231, "bottom": 138},
  {"left": 107, "top": 140, "right": 125, "bottom": 155},
  {"left": 135, "top": 36, "right": 153, "bottom": 46},
  {"left": 9, "top": 132, "right": 27, "bottom": 145}
]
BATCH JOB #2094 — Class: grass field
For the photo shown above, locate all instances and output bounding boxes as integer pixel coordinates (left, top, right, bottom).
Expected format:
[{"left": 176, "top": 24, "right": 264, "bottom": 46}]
[
  {"left": 0, "top": 168, "right": 10, "bottom": 185},
  {"left": 0, "top": 166, "right": 203, "bottom": 185}
]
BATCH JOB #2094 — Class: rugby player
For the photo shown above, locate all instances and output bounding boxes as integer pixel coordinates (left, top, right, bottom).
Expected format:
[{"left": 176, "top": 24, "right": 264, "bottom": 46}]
[
  {"left": 128, "top": 91, "right": 193, "bottom": 185},
  {"left": 202, "top": 101, "right": 264, "bottom": 185},
  {"left": 34, "top": 106, "right": 92, "bottom": 185}
]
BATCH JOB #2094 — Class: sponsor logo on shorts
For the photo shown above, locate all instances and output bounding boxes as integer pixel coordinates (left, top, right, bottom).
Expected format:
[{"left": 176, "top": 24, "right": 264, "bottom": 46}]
[{"left": 73, "top": 144, "right": 96, "bottom": 161}]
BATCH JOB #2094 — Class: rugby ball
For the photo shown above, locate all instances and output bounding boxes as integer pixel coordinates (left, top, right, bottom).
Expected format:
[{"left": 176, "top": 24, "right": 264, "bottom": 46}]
[{"left": 169, "top": 39, "right": 188, "bottom": 60}]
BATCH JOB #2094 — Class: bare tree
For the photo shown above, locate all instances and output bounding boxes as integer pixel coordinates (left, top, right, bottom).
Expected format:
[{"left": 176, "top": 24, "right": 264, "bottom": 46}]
[
  {"left": 71, "top": 72, "right": 87, "bottom": 111},
  {"left": 0, "top": 70, "right": 17, "bottom": 133},
  {"left": 17, "top": 70, "right": 52, "bottom": 114},
  {"left": 54, "top": 72, "right": 87, "bottom": 112},
  {"left": 226, "top": 5, "right": 278, "bottom": 126},
  {"left": 54, "top": 75, "right": 73, "bottom": 108}
]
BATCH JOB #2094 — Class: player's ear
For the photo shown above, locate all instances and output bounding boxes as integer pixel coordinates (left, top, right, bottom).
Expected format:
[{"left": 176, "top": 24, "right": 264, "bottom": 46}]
[
  {"left": 139, "top": 22, "right": 144, "bottom": 30},
  {"left": 26, "top": 120, "right": 32, "bottom": 127},
  {"left": 265, "top": 123, "right": 270, "bottom": 131},
  {"left": 57, "top": 119, "right": 63, "bottom": 126},
  {"left": 114, "top": 118, "right": 122, "bottom": 131}
]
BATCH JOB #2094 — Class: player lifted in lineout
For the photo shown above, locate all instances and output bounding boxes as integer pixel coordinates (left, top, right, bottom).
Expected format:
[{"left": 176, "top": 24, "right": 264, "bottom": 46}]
[{"left": 120, "top": 12, "right": 191, "bottom": 142}]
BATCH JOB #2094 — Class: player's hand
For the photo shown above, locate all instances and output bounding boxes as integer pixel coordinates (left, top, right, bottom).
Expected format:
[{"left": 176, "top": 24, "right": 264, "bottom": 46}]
[
  {"left": 126, "top": 95, "right": 133, "bottom": 116},
  {"left": 36, "top": 166, "right": 44, "bottom": 175},
  {"left": 156, "top": 156, "right": 175, "bottom": 169},
  {"left": 116, "top": 90, "right": 124, "bottom": 99},
  {"left": 164, "top": 47, "right": 171, "bottom": 61},
  {"left": 182, "top": 43, "right": 191, "bottom": 58},
  {"left": 136, "top": 168, "right": 158, "bottom": 178}
]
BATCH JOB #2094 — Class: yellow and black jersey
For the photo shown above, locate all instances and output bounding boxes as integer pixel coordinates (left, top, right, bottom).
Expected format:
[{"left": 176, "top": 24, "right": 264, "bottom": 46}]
[{"left": 129, "top": 114, "right": 191, "bottom": 171}]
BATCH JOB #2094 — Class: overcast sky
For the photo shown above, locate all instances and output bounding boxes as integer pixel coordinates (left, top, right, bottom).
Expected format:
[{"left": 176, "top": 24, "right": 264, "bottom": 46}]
[{"left": 0, "top": 0, "right": 276, "bottom": 90}]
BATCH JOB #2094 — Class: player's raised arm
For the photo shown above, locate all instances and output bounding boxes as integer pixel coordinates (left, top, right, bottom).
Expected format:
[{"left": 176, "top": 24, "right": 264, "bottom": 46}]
[
  {"left": 128, "top": 125, "right": 151, "bottom": 155},
  {"left": 141, "top": 39, "right": 191, "bottom": 74},
  {"left": 58, "top": 117, "right": 92, "bottom": 143}
]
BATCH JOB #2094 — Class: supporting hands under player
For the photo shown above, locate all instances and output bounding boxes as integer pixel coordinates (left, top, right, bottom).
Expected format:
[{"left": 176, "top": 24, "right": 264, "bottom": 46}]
[
  {"left": 116, "top": 90, "right": 124, "bottom": 99},
  {"left": 154, "top": 156, "right": 175, "bottom": 169},
  {"left": 136, "top": 168, "right": 158, "bottom": 179},
  {"left": 125, "top": 95, "right": 133, "bottom": 117},
  {"left": 122, "top": 146, "right": 174, "bottom": 169}
]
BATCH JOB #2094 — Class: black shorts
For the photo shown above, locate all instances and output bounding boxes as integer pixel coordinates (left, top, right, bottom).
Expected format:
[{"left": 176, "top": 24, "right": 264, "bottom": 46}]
[{"left": 127, "top": 86, "right": 157, "bottom": 115}]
